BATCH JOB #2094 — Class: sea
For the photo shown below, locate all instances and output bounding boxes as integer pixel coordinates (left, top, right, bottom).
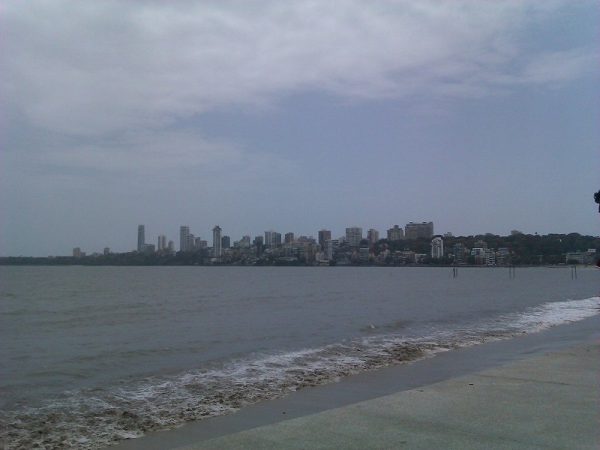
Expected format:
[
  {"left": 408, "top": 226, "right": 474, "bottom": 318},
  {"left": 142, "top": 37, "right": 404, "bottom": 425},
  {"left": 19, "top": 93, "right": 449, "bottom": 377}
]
[{"left": 1, "top": 266, "right": 598, "bottom": 449}]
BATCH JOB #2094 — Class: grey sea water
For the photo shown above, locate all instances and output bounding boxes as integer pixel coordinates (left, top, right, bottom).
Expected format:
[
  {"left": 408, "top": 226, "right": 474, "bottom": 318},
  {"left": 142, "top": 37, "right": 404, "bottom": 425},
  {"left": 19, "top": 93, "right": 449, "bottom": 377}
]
[{"left": 1, "top": 266, "right": 598, "bottom": 449}]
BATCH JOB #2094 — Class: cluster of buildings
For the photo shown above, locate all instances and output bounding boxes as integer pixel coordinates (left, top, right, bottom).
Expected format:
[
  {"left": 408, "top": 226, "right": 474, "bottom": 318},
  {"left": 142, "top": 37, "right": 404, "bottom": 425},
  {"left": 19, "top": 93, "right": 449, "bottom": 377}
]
[
  {"left": 136, "top": 225, "right": 176, "bottom": 254},
  {"left": 120, "top": 222, "right": 471, "bottom": 265},
  {"left": 71, "top": 222, "right": 595, "bottom": 266},
  {"left": 449, "top": 240, "right": 511, "bottom": 266}
]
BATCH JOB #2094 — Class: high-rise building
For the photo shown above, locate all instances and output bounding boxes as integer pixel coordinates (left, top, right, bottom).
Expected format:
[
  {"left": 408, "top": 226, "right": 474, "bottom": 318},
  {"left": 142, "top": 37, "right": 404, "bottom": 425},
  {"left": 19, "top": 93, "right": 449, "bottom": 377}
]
[
  {"left": 284, "top": 232, "right": 295, "bottom": 244},
  {"left": 103, "top": 247, "right": 110, "bottom": 255},
  {"left": 180, "top": 226, "right": 190, "bottom": 252},
  {"left": 213, "top": 226, "right": 222, "bottom": 258},
  {"left": 387, "top": 225, "right": 404, "bottom": 241},
  {"left": 318, "top": 229, "right": 331, "bottom": 250},
  {"left": 221, "top": 235, "right": 231, "bottom": 249},
  {"left": 137, "top": 225, "right": 145, "bottom": 252},
  {"left": 157, "top": 235, "right": 167, "bottom": 251},
  {"left": 367, "top": 229, "right": 379, "bottom": 244},
  {"left": 345, "top": 227, "right": 363, "bottom": 247},
  {"left": 73, "top": 247, "right": 82, "bottom": 258},
  {"left": 431, "top": 236, "right": 444, "bottom": 259},
  {"left": 239, "top": 235, "right": 251, "bottom": 248},
  {"left": 405, "top": 222, "right": 434, "bottom": 240},
  {"left": 325, "top": 239, "right": 339, "bottom": 260},
  {"left": 167, "top": 240, "right": 175, "bottom": 253},
  {"left": 265, "top": 230, "right": 282, "bottom": 248}
]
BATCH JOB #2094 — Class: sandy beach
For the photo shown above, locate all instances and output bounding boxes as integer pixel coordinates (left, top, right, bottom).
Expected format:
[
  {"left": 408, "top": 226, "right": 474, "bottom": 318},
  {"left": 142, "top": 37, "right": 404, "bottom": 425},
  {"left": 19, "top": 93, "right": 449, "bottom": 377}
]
[{"left": 112, "top": 314, "right": 600, "bottom": 450}]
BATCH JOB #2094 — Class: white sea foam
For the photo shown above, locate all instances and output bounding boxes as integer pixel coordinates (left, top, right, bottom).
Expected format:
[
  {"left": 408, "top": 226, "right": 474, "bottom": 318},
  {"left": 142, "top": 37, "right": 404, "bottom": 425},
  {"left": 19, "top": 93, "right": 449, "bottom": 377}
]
[{"left": 2, "top": 296, "right": 599, "bottom": 450}]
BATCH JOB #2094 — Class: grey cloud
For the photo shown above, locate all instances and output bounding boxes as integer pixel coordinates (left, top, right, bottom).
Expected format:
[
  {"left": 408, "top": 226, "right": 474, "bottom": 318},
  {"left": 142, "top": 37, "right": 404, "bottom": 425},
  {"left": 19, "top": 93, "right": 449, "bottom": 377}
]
[{"left": 2, "top": 0, "right": 594, "bottom": 136}]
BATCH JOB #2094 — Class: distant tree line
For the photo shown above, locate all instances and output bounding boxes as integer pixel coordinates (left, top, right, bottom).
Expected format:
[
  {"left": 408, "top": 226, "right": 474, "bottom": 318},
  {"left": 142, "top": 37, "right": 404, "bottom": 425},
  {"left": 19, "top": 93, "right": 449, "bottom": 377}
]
[{"left": 374, "top": 233, "right": 599, "bottom": 266}]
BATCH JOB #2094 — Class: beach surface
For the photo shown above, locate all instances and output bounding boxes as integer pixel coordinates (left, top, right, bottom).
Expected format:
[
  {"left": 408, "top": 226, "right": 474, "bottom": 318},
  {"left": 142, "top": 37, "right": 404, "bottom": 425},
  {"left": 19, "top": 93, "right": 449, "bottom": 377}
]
[{"left": 113, "top": 314, "right": 600, "bottom": 450}]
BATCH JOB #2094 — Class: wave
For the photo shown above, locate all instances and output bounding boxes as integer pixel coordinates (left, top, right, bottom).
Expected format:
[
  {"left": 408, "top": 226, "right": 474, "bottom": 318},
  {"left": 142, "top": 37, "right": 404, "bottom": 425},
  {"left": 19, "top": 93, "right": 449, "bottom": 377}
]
[{"left": 1, "top": 296, "right": 598, "bottom": 449}]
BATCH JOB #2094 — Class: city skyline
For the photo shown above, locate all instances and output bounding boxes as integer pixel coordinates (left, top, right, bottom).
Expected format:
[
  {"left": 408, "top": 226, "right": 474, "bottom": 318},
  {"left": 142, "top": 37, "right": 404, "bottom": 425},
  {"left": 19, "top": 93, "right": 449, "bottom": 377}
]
[
  {"left": 63, "top": 220, "right": 596, "bottom": 259},
  {"left": 61, "top": 222, "right": 599, "bottom": 267},
  {"left": 1, "top": 1, "right": 599, "bottom": 256}
]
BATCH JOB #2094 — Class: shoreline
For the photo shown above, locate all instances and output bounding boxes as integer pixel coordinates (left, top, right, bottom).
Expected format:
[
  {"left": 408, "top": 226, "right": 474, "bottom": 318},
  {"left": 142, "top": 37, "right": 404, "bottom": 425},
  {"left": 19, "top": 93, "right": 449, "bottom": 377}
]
[
  {"left": 185, "top": 341, "right": 600, "bottom": 449},
  {"left": 111, "top": 314, "right": 600, "bottom": 450},
  {"left": 1, "top": 262, "right": 596, "bottom": 268}
]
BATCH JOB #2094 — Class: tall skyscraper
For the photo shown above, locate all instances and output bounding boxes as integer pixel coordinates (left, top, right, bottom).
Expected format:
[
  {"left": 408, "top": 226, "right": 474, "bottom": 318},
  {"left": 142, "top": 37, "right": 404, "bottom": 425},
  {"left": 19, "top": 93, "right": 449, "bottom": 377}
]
[
  {"left": 137, "top": 225, "right": 145, "bottom": 252},
  {"left": 180, "top": 226, "right": 190, "bottom": 252},
  {"left": 221, "top": 235, "right": 231, "bottom": 249},
  {"left": 264, "top": 230, "right": 282, "bottom": 248},
  {"left": 345, "top": 227, "right": 363, "bottom": 247},
  {"left": 387, "top": 225, "right": 404, "bottom": 241},
  {"left": 213, "top": 226, "right": 222, "bottom": 257},
  {"left": 405, "top": 222, "right": 434, "bottom": 240},
  {"left": 284, "top": 232, "right": 295, "bottom": 244},
  {"left": 367, "top": 228, "right": 379, "bottom": 244},
  {"left": 157, "top": 235, "right": 167, "bottom": 251},
  {"left": 318, "top": 229, "right": 331, "bottom": 250}
]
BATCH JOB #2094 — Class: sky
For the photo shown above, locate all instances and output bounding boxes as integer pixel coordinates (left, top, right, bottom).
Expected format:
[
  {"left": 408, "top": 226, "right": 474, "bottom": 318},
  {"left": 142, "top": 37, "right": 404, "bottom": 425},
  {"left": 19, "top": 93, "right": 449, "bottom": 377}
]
[{"left": 1, "top": 0, "right": 599, "bottom": 256}]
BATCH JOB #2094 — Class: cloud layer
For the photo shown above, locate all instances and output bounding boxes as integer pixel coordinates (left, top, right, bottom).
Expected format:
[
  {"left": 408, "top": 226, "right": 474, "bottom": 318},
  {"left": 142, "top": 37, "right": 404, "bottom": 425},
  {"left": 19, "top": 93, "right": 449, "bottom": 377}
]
[{"left": 2, "top": 0, "right": 595, "bottom": 137}]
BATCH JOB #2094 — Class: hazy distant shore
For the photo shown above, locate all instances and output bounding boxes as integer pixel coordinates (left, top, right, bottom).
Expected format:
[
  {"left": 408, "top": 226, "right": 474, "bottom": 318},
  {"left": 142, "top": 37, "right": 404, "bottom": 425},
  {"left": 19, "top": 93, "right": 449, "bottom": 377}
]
[{"left": 0, "top": 256, "right": 595, "bottom": 268}]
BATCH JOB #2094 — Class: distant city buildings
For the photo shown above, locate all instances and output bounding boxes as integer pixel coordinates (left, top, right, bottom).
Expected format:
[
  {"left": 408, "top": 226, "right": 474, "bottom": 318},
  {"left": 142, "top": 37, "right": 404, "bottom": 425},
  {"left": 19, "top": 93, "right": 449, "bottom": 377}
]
[
  {"left": 66, "top": 221, "right": 598, "bottom": 268},
  {"left": 264, "top": 230, "right": 282, "bottom": 248},
  {"left": 326, "top": 239, "right": 339, "bottom": 260},
  {"left": 180, "top": 226, "right": 190, "bottom": 252},
  {"left": 318, "top": 229, "right": 331, "bottom": 250},
  {"left": 345, "top": 227, "right": 362, "bottom": 247},
  {"left": 221, "top": 235, "right": 231, "bottom": 249},
  {"left": 431, "top": 236, "right": 444, "bottom": 259},
  {"left": 405, "top": 222, "right": 434, "bottom": 240},
  {"left": 137, "top": 225, "right": 145, "bottom": 252},
  {"left": 157, "top": 235, "right": 167, "bottom": 252},
  {"left": 212, "top": 226, "right": 222, "bottom": 258},
  {"left": 367, "top": 229, "right": 379, "bottom": 245},
  {"left": 136, "top": 224, "right": 157, "bottom": 253},
  {"left": 387, "top": 225, "right": 404, "bottom": 241},
  {"left": 239, "top": 235, "right": 251, "bottom": 248}
]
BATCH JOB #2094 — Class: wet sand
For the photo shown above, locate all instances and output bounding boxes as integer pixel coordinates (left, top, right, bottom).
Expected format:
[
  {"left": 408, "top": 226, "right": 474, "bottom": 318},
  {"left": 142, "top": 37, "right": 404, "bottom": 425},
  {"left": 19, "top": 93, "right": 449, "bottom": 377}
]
[{"left": 112, "top": 314, "right": 600, "bottom": 449}]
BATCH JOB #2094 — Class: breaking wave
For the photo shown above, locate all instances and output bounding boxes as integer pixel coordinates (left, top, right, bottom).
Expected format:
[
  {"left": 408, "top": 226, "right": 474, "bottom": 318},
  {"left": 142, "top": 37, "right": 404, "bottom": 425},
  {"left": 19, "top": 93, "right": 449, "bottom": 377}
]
[{"left": 1, "top": 296, "right": 598, "bottom": 449}]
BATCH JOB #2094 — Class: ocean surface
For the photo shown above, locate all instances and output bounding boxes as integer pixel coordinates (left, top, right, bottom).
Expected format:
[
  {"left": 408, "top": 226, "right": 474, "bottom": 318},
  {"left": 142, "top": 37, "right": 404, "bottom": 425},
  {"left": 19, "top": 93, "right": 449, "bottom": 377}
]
[{"left": 1, "top": 266, "right": 598, "bottom": 449}]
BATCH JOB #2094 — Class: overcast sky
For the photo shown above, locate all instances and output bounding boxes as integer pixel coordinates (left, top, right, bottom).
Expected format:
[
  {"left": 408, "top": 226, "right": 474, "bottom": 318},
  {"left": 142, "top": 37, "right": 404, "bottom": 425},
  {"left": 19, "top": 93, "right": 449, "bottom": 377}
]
[{"left": 1, "top": 0, "right": 598, "bottom": 256}]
